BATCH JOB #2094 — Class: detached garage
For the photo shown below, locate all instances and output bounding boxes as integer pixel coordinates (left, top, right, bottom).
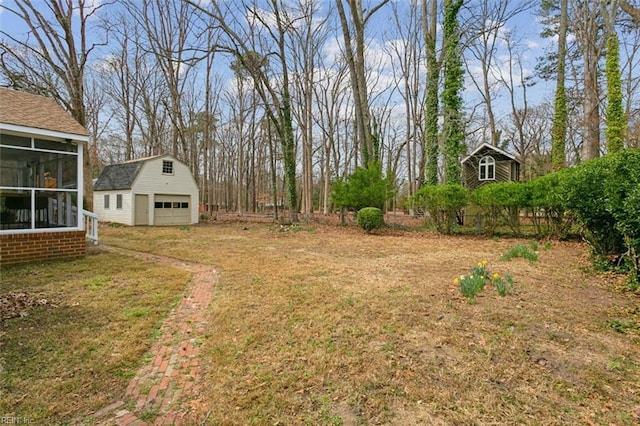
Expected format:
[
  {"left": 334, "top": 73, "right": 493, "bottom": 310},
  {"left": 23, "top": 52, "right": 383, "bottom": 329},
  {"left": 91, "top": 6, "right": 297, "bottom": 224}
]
[{"left": 93, "top": 155, "right": 199, "bottom": 226}]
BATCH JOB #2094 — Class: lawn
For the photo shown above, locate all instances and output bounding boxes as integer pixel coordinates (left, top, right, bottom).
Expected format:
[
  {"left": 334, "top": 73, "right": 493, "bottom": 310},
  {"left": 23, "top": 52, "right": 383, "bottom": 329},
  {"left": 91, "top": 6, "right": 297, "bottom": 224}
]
[
  {"left": 0, "top": 249, "right": 191, "bottom": 423},
  {"left": 2, "top": 220, "right": 639, "bottom": 424}
]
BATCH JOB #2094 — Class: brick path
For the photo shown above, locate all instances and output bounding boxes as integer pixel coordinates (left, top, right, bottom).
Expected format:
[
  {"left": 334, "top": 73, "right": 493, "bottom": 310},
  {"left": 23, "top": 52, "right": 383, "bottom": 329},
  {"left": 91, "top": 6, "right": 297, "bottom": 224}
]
[{"left": 93, "top": 246, "right": 218, "bottom": 425}]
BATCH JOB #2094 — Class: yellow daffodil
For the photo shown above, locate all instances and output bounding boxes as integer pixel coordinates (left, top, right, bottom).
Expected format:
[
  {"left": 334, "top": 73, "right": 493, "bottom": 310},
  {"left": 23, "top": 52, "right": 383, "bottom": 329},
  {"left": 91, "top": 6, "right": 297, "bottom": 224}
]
[
  {"left": 492, "top": 272, "right": 500, "bottom": 280},
  {"left": 453, "top": 278, "right": 459, "bottom": 285}
]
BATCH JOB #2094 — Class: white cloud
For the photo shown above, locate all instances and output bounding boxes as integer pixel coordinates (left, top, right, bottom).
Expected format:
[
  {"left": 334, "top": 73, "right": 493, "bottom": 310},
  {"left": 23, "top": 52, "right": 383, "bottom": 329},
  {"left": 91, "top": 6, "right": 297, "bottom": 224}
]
[{"left": 526, "top": 39, "right": 540, "bottom": 49}]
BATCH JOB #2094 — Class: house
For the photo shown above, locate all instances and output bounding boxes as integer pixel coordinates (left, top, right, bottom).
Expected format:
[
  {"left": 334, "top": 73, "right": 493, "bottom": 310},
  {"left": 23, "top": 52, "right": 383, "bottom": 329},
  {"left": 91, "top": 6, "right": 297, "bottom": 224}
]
[
  {"left": 93, "top": 155, "right": 199, "bottom": 226},
  {"left": 461, "top": 143, "right": 522, "bottom": 228},
  {"left": 461, "top": 143, "right": 521, "bottom": 190},
  {"left": 0, "top": 88, "right": 90, "bottom": 266}
]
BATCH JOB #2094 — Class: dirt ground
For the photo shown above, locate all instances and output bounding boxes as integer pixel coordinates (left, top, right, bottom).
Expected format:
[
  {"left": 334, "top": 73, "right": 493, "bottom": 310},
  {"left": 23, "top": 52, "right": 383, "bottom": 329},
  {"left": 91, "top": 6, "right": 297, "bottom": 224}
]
[{"left": 97, "top": 216, "right": 640, "bottom": 425}]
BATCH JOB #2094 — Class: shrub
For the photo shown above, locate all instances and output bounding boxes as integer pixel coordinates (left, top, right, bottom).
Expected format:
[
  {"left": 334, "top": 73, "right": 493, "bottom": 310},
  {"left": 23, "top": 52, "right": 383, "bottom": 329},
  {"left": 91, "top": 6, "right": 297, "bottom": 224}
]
[
  {"left": 562, "top": 149, "right": 640, "bottom": 281},
  {"left": 332, "top": 163, "right": 394, "bottom": 212},
  {"left": 526, "top": 169, "right": 575, "bottom": 238},
  {"left": 410, "top": 184, "right": 468, "bottom": 234},
  {"left": 471, "top": 182, "right": 529, "bottom": 235},
  {"left": 357, "top": 207, "right": 385, "bottom": 233},
  {"left": 561, "top": 158, "right": 621, "bottom": 255}
]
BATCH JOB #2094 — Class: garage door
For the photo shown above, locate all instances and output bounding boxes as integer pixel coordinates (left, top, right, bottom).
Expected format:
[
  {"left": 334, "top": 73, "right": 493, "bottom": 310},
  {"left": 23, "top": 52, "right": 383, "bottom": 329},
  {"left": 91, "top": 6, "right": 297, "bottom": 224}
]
[{"left": 153, "top": 195, "right": 191, "bottom": 225}]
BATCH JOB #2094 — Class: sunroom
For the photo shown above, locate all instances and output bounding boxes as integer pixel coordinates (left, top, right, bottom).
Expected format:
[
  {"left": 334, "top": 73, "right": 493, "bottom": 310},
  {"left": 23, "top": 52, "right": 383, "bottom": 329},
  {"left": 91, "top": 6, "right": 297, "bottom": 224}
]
[
  {"left": 1, "top": 134, "right": 81, "bottom": 230},
  {"left": 0, "top": 88, "right": 90, "bottom": 266}
]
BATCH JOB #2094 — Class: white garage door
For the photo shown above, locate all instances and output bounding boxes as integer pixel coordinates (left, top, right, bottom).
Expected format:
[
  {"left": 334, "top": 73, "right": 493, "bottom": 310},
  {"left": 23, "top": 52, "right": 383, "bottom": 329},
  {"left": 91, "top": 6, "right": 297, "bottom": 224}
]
[{"left": 154, "top": 194, "right": 191, "bottom": 225}]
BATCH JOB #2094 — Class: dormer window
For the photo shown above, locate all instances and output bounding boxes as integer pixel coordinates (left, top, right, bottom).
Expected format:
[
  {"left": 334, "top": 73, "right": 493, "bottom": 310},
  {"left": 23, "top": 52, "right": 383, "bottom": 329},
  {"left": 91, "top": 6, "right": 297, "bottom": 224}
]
[
  {"left": 479, "top": 156, "right": 495, "bottom": 181},
  {"left": 162, "top": 160, "right": 174, "bottom": 175}
]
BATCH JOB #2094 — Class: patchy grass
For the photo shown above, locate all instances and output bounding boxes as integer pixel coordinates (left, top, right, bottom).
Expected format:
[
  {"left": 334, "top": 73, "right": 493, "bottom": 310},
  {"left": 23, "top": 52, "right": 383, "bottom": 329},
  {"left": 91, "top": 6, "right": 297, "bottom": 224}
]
[
  {"left": 0, "top": 250, "right": 190, "bottom": 423},
  {"left": 500, "top": 242, "right": 540, "bottom": 262},
  {"left": 99, "top": 222, "right": 640, "bottom": 425}
]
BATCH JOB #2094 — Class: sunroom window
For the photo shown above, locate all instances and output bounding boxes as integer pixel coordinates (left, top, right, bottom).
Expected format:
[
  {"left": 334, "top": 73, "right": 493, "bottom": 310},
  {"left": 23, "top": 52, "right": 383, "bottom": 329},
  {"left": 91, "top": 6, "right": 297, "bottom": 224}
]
[
  {"left": 0, "top": 133, "right": 79, "bottom": 231},
  {"left": 479, "top": 156, "right": 495, "bottom": 181}
]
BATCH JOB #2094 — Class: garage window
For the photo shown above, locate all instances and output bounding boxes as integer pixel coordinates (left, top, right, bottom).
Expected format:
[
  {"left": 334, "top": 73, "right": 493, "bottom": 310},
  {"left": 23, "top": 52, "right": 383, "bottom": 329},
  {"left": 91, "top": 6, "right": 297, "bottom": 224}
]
[
  {"left": 154, "top": 201, "right": 163, "bottom": 208},
  {"left": 181, "top": 202, "right": 189, "bottom": 208},
  {"left": 162, "top": 160, "right": 174, "bottom": 175}
]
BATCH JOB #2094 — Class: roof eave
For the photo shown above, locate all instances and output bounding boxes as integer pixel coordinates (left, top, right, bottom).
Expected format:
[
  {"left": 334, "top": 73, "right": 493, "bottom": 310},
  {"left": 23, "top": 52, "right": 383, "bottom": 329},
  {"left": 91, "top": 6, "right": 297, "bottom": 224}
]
[
  {"left": 0, "top": 122, "right": 90, "bottom": 143},
  {"left": 461, "top": 143, "right": 521, "bottom": 164}
]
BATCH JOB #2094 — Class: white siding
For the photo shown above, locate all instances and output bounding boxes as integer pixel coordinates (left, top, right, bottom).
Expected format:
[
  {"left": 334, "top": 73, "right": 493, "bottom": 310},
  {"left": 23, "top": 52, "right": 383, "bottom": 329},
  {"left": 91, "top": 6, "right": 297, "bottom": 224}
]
[
  {"left": 131, "top": 156, "right": 199, "bottom": 225},
  {"left": 92, "top": 155, "right": 199, "bottom": 226},
  {"left": 93, "top": 191, "right": 134, "bottom": 225}
]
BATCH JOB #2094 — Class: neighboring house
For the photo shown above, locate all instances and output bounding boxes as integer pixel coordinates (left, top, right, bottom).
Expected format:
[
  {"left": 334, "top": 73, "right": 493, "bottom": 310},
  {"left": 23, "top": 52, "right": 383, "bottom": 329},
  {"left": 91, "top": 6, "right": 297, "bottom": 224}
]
[
  {"left": 461, "top": 143, "right": 522, "bottom": 228},
  {"left": 461, "top": 143, "right": 521, "bottom": 190},
  {"left": 0, "top": 88, "right": 90, "bottom": 266},
  {"left": 93, "top": 155, "right": 199, "bottom": 226}
]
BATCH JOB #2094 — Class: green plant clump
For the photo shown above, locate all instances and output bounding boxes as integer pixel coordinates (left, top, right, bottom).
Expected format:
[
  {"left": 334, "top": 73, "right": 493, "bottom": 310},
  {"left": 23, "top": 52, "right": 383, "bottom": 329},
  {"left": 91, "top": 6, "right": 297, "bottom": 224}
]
[
  {"left": 454, "top": 261, "right": 514, "bottom": 301},
  {"left": 357, "top": 207, "right": 385, "bottom": 233},
  {"left": 500, "top": 242, "right": 539, "bottom": 262}
]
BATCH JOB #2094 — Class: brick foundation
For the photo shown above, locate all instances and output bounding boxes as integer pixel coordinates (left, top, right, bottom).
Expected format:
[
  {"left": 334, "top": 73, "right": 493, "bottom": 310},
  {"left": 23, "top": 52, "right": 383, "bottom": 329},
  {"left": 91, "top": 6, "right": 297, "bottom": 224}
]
[{"left": 0, "top": 230, "right": 86, "bottom": 266}]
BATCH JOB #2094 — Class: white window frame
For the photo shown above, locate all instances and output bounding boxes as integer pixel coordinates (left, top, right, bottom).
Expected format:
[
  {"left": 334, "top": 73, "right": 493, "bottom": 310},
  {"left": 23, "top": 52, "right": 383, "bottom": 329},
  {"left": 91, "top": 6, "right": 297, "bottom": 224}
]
[
  {"left": 479, "top": 156, "right": 496, "bottom": 181},
  {"left": 116, "top": 194, "right": 123, "bottom": 209},
  {"left": 162, "top": 160, "right": 174, "bottom": 175},
  {"left": 0, "top": 131, "right": 83, "bottom": 234},
  {"left": 104, "top": 194, "right": 110, "bottom": 209}
]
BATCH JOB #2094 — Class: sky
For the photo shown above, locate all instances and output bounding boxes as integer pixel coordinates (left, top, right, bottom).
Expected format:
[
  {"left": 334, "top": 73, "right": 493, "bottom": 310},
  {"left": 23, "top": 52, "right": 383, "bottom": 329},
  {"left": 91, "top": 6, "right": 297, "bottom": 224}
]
[{"left": 0, "top": 0, "right": 557, "bottom": 125}]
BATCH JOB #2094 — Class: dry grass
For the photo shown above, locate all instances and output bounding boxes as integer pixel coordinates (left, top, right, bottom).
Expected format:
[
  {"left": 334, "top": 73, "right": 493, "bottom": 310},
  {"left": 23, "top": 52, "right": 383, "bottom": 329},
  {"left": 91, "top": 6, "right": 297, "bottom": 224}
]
[
  {"left": 0, "top": 250, "right": 191, "bottom": 423},
  {"left": 98, "top": 220, "right": 640, "bottom": 425}
]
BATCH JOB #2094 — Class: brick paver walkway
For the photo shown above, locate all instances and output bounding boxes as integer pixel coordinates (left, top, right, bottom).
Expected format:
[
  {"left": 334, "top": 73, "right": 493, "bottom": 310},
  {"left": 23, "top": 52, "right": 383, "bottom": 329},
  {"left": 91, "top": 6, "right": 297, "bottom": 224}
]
[{"left": 94, "top": 246, "right": 218, "bottom": 425}]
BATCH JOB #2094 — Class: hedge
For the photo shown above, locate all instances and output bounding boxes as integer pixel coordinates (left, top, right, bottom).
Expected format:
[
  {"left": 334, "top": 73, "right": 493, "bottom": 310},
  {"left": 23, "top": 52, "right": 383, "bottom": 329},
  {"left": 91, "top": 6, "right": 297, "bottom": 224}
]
[{"left": 410, "top": 184, "right": 468, "bottom": 234}]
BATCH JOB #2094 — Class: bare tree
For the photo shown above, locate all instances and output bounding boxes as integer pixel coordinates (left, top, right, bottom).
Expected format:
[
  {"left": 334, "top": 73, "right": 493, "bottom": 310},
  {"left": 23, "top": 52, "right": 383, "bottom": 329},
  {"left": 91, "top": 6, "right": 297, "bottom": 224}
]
[
  {"left": 187, "top": 0, "right": 302, "bottom": 222},
  {"left": 386, "top": 0, "right": 425, "bottom": 203},
  {"left": 0, "top": 0, "right": 112, "bottom": 209},
  {"left": 289, "top": 0, "right": 330, "bottom": 221},
  {"left": 313, "top": 56, "right": 352, "bottom": 214},
  {"left": 128, "top": 0, "right": 204, "bottom": 162},
  {"left": 462, "top": 0, "right": 533, "bottom": 147},
  {"left": 97, "top": 14, "right": 145, "bottom": 161},
  {"left": 336, "top": 0, "right": 390, "bottom": 167},
  {"left": 572, "top": 0, "right": 605, "bottom": 160},
  {"left": 496, "top": 29, "right": 534, "bottom": 179},
  {"left": 620, "top": 0, "right": 640, "bottom": 21}
]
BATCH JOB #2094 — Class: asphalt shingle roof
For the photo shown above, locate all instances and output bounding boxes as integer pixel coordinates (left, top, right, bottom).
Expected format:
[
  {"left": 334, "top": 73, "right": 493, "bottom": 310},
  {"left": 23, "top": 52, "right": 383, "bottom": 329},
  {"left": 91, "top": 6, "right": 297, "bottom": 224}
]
[
  {"left": 93, "top": 155, "right": 166, "bottom": 191},
  {"left": 0, "top": 88, "right": 89, "bottom": 137},
  {"left": 93, "top": 162, "right": 144, "bottom": 191}
]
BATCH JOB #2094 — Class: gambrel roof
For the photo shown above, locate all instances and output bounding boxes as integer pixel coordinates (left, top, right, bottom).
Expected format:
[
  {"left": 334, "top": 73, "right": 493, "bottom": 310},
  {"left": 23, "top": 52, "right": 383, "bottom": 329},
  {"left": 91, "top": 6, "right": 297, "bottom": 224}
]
[
  {"left": 0, "top": 88, "right": 89, "bottom": 138},
  {"left": 93, "top": 155, "right": 170, "bottom": 191}
]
